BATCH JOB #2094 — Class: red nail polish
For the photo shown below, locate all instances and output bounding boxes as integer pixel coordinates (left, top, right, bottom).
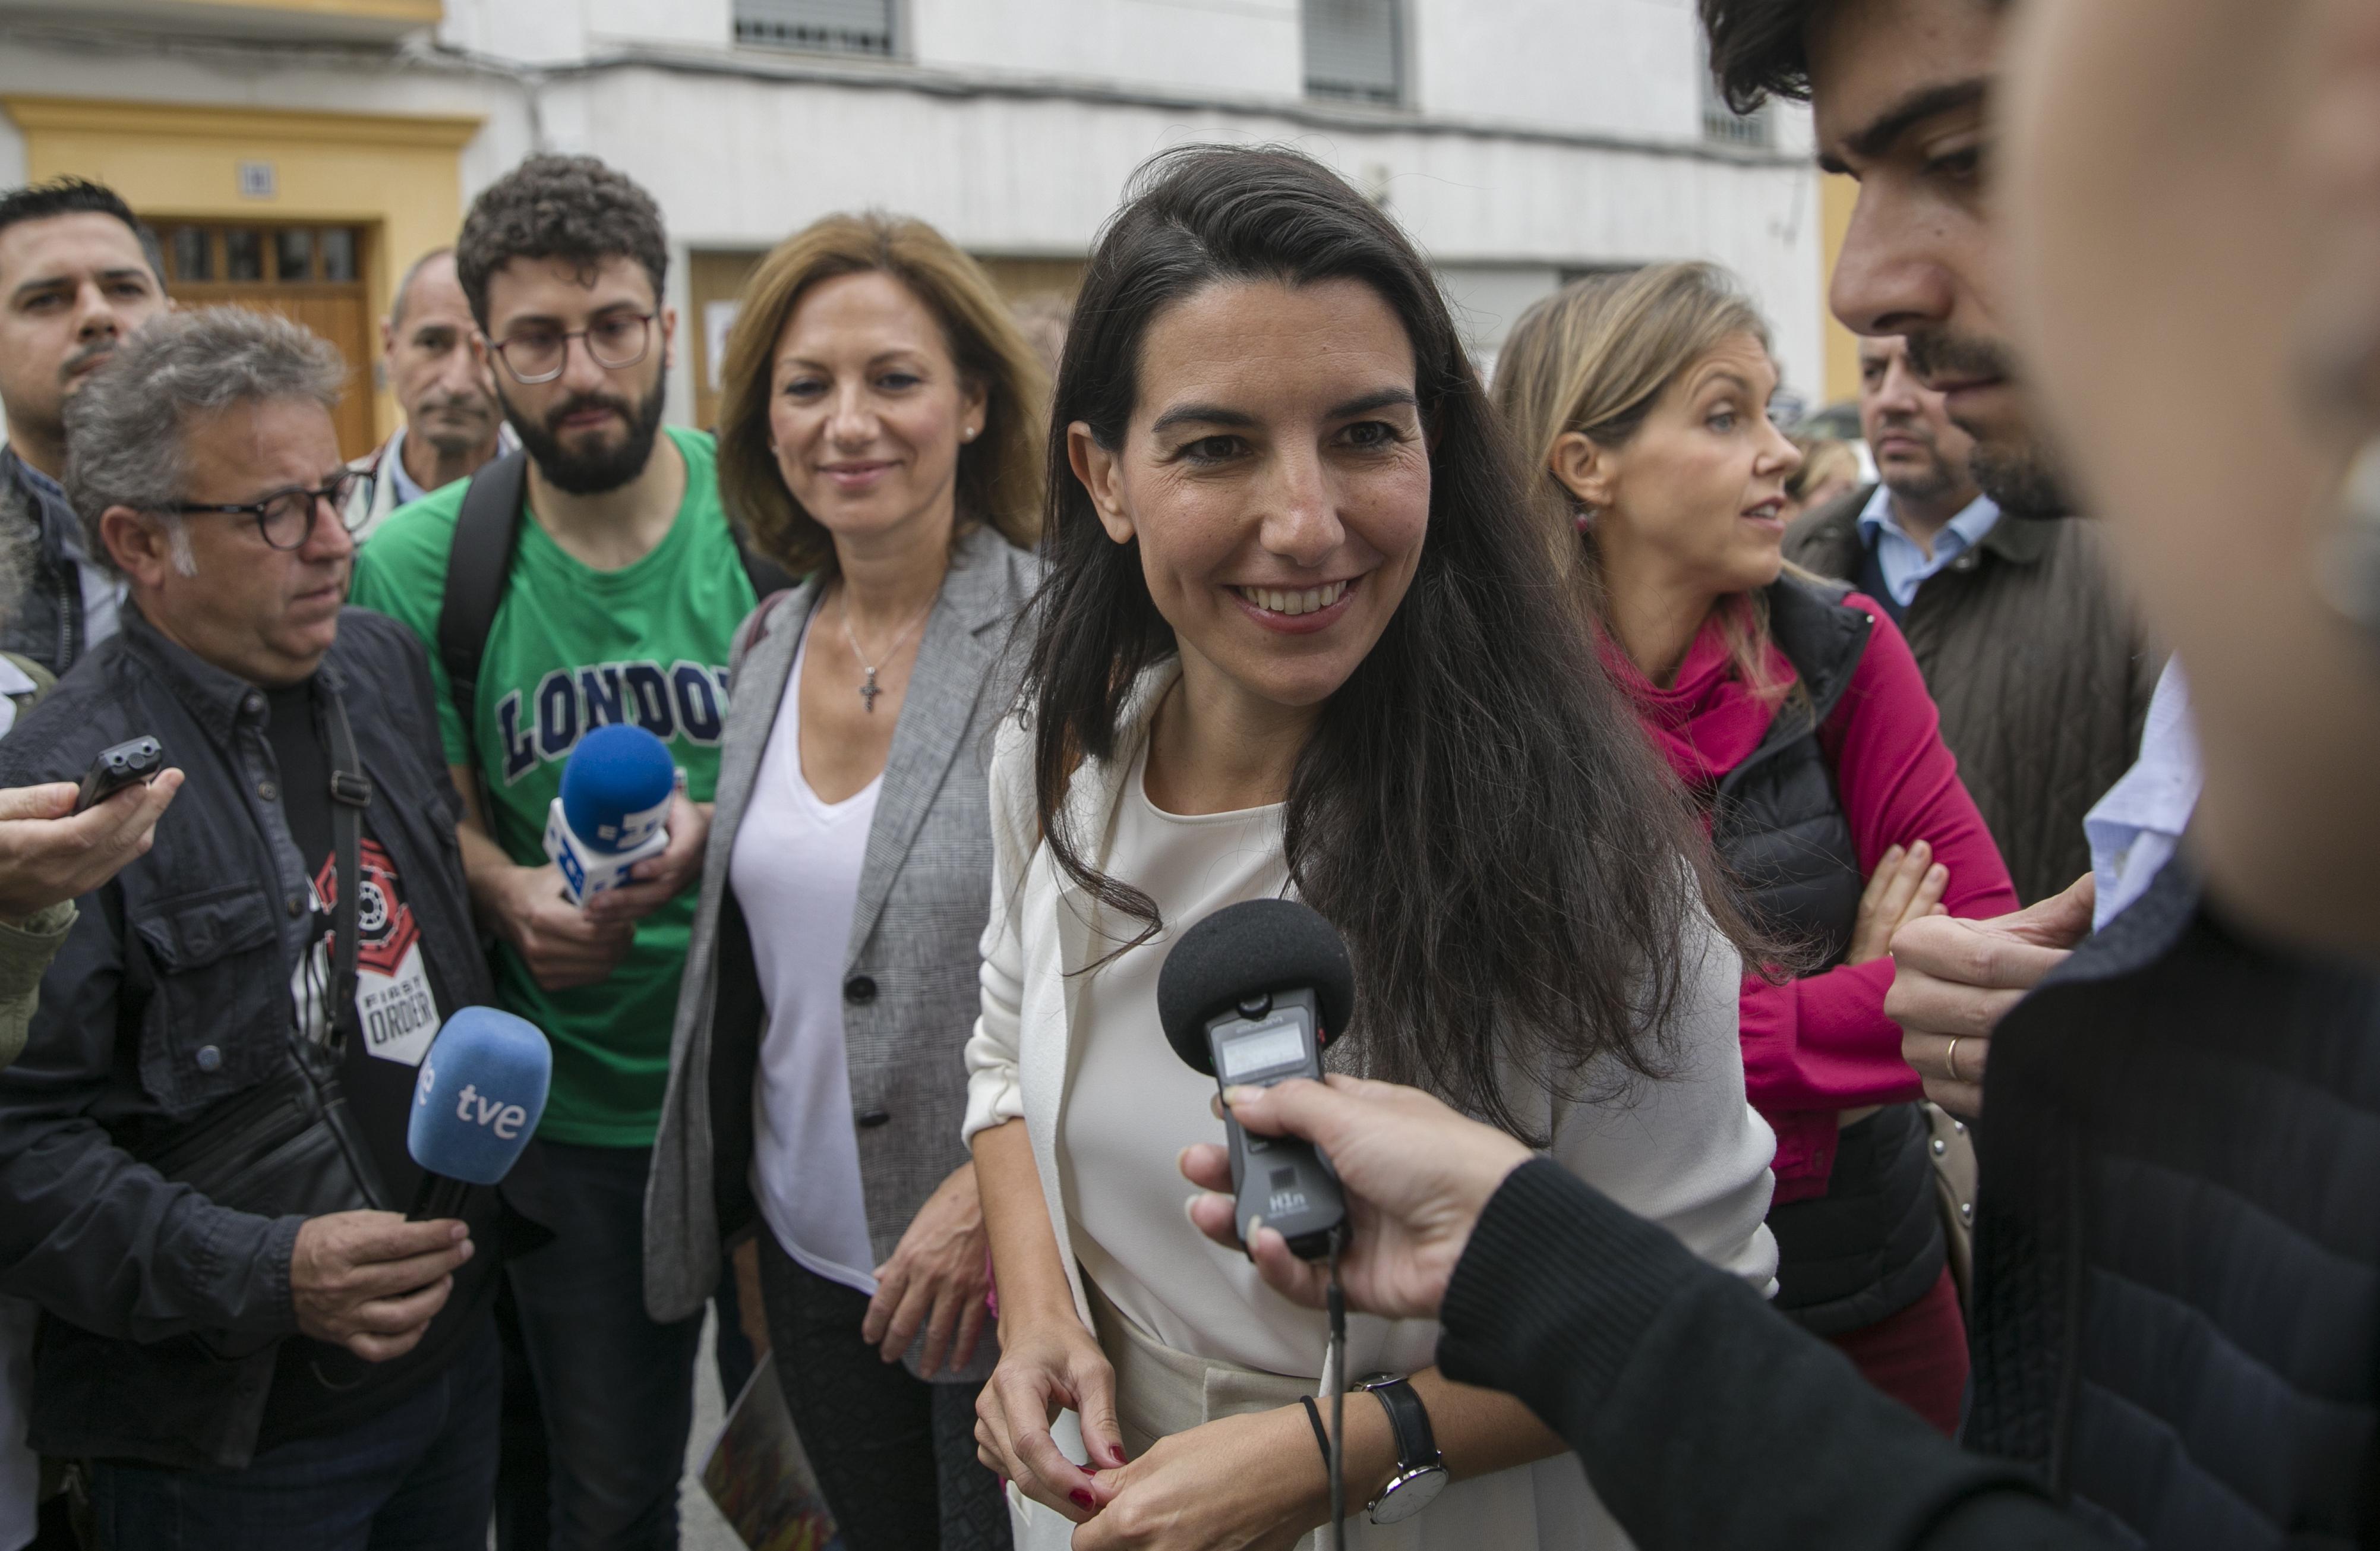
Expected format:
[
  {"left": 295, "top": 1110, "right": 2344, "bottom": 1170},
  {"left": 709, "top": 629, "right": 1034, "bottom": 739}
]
[{"left": 1070, "top": 1489, "right": 1096, "bottom": 1511}]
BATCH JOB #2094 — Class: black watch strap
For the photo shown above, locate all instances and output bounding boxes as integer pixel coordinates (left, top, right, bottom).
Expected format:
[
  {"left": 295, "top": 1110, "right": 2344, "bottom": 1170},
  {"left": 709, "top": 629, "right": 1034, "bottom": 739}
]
[{"left": 1361, "top": 1376, "right": 1441, "bottom": 1471}]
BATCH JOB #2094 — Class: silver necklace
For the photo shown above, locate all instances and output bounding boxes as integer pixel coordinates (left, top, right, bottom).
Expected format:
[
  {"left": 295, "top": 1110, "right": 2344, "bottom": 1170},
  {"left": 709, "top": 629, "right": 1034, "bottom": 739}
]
[{"left": 837, "top": 586, "right": 936, "bottom": 713}]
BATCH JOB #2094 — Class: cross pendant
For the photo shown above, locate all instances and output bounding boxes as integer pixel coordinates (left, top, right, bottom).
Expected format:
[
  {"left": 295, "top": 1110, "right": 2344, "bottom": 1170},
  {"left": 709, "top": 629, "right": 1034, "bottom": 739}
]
[{"left": 858, "top": 669, "right": 881, "bottom": 713}]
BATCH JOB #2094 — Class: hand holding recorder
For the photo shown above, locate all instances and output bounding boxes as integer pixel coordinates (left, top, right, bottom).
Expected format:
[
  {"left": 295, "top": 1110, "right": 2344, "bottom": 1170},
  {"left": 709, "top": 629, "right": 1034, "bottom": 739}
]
[
  {"left": 1181, "top": 1075, "right": 1532, "bottom": 1321},
  {"left": 0, "top": 739, "right": 182, "bottom": 923}
]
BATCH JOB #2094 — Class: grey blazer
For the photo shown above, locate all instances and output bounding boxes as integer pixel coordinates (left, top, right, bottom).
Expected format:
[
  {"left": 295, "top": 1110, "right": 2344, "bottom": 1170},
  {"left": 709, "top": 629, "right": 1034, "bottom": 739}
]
[{"left": 643, "top": 525, "right": 1038, "bottom": 1369}]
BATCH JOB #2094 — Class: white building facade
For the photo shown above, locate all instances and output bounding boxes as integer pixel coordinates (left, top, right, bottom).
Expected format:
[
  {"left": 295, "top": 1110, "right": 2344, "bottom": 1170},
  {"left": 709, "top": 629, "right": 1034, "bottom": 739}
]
[{"left": 0, "top": 0, "right": 1823, "bottom": 447}]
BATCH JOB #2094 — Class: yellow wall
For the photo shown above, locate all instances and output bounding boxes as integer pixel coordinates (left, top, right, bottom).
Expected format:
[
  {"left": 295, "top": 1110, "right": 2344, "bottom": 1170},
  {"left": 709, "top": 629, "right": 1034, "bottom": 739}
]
[
  {"left": 3, "top": 96, "right": 481, "bottom": 442},
  {"left": 1820, "top": 172, "right": 1861, "bottom": 406}
]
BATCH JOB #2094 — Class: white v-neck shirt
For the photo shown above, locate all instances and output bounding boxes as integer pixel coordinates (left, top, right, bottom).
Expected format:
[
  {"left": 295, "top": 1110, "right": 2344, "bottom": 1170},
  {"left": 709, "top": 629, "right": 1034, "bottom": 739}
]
[{"left": 734, "top": 623, "right": 884, "bottom": 1292}]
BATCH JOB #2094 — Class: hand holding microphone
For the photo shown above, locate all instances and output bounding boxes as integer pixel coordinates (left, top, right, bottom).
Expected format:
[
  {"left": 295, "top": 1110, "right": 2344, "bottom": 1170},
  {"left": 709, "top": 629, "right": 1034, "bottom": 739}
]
[
  {"left": 288, "top": 1008, "right": 550, "bottom": 1367},
  {"left": 544, "top": 724, "right": 677, "bottom": 906},
  {"left": 492, "top": 724, "right": 712, "bottom": 989}
]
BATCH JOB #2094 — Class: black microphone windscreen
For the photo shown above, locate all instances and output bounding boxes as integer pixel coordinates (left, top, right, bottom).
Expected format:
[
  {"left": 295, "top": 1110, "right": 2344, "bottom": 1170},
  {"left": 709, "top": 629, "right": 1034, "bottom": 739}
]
[{"left": 1156, "top": 899, "right": 1354, "bottom": 1075}]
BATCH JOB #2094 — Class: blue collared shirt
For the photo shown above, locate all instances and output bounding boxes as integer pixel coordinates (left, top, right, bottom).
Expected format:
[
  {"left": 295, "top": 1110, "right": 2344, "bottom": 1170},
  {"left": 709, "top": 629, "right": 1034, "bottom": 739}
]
[
  {"left": 2084, "top": 657, "right": 2201, "bottom": 930},
  {"left": 1854, "top": 484, "right": 2003, "bottom": 608}
]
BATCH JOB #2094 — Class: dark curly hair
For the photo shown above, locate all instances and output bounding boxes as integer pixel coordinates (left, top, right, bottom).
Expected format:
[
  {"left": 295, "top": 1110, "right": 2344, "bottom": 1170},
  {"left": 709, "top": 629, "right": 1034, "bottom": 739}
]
[
  {"left": 1026, "top": 145, "right": 1750, "bottom": 1139},
  {"left": 1699, "top": 0, "right": 1829, "bottom": 115},
  {"left": 455, "top": 155, "right": 669, "bottom": 330}
]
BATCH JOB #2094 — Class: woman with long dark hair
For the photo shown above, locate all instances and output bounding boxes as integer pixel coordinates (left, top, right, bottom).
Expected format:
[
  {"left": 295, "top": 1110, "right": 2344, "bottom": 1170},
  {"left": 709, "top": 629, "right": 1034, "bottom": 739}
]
[
  {"left": 962, "top": 147, "right": 1779, "bottom": 1550},
  {"left": 1494, "top": 263, "right": 2015, "bottom": 1434}
]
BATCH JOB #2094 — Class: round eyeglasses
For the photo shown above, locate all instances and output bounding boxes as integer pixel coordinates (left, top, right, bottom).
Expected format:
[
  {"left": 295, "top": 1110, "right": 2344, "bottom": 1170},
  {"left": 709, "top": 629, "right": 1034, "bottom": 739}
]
[
  {"left": 490, "top": 312, "right": 655, "bottom": 385},
  {"left": 173, "top": 468, "right": 372, "bottom": 551}
]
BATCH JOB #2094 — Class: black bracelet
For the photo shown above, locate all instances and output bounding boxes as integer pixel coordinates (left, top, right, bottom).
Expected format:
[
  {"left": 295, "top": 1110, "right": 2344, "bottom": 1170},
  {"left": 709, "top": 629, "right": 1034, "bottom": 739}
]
[{"left": 1299, "top": 1394, "right": 1331, "bottom": 1466}]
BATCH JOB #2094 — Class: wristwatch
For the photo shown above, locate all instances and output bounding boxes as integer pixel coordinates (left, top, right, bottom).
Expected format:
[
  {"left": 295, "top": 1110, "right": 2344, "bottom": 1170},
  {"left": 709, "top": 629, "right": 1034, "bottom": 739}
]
[{"left": 1354, "top": 1373, "right": 1448, "bottom": 1524}]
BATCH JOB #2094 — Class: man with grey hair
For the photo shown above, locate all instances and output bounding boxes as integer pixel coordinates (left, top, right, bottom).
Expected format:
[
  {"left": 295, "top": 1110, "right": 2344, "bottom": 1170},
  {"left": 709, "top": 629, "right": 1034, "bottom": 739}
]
[
  {"left": 0, "top": 306, "right": 523, "bottom": 1544},
  {"left": 343, "top": 246, "right": 514, "bottom": 540}
]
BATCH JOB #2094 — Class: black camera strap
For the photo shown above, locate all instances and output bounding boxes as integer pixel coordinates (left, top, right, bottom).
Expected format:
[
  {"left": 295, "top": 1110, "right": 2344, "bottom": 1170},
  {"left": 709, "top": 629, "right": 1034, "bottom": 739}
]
[{"left": 321, "top": 688, "right": 373, "bottom": 1058}]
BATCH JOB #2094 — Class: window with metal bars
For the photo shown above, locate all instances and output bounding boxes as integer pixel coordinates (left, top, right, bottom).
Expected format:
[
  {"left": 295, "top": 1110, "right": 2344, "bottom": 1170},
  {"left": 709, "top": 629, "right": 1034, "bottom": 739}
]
[
  {"left": 1303, "top": 0, "right": 1403, "bottom": 106},
  {"left": 734, "top": 0, "right": 895, "bottom": 56}
]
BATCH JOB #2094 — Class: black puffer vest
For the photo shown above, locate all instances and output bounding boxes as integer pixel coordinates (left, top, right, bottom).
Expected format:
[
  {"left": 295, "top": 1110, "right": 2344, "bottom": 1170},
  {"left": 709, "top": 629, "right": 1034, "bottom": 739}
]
[
  {"left": 1965, "top": 858, "right": 2380, "bottom": 1547},
  {"left": 1710, "top": 577, "right": 1945, "bottom": 1336}
]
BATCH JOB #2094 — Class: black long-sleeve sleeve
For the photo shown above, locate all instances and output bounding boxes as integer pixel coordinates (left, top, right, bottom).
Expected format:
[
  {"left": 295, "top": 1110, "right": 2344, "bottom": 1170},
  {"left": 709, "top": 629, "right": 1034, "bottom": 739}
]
[{"left": 1435, "top": 1158, "right": 2110, "bottom": 1551}]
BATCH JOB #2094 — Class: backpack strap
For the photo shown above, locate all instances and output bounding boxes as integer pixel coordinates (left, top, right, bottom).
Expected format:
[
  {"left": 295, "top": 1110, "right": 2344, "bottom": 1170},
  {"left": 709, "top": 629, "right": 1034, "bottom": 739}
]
[{"left": 435, "top": 449, "right": 531, "bottom": 773}]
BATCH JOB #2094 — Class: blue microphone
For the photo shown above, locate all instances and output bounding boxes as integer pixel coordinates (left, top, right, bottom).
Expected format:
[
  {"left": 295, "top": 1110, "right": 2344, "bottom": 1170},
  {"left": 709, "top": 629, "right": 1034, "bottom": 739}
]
[
  {"left": 542, "top": 723, "right": 678, "bottom": 905},
  {"left": 407, "top": 1006, "right": 553, "bottom": 1221}
]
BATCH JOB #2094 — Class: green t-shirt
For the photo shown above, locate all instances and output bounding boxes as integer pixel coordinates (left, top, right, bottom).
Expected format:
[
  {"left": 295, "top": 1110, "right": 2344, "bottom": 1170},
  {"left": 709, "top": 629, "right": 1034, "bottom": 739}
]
[{"left": 351, "top": 426, "right": 755, "bottom": 1146}]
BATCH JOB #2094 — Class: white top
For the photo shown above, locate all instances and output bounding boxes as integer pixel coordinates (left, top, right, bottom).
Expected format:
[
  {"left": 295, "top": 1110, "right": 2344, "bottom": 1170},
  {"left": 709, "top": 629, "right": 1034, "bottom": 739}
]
[
  {"left": 1058, "top": 739, "right": 1434, "bottom": 1377},
  {"left": 734, "top": 623, "right": 883, "bottom": 1293},
  {"left": 966, "top": 664, "right": 1779, "bottom": 1550},
  {"left": 2085, "top": 656, "right": 2202, "bottom": 931}
]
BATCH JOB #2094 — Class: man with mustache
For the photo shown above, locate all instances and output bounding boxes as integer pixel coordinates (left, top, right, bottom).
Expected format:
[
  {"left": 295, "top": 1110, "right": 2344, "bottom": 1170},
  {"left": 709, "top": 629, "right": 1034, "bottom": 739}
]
[
  {"left": 0, "top": 178, "right": 168, "bottom": 678},
  {"left": 1785, "top": 332, "right": 2155, "bottom": 904},
  {"left": 352, "top": 154, "right": 762, "bottom": 1551},
  {"left": 343, "top": 247, "right": 516, "bottom": 541}
]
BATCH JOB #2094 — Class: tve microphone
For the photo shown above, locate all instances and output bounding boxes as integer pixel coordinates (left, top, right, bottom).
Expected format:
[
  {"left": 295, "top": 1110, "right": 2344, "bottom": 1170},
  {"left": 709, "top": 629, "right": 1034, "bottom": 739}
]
[
  {"left": 407, "top": 1006, "right": 553, "bottom": 1221},
  {"left": 1157, "top": 899, "right": 1354, "bottom": 1260},
  {"left": 542, "top": 724, "right": 677, "bottom": 905}
]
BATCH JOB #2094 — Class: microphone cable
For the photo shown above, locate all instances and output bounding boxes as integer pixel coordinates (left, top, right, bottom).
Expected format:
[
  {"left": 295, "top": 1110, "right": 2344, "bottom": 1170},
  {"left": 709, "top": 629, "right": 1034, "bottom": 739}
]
[{"left": 1325, "top": 1225, "right": 1349, "bottom": 1549}]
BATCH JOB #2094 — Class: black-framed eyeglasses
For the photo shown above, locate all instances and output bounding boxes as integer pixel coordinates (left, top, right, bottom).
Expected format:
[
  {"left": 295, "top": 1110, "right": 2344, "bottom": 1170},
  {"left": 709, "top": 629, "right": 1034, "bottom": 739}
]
[
  {"left": 490, "top": 312, "right": 655, "bottom": 385},
  {"left": 173, "top": 468, "right": 371, "bottom": 551}
]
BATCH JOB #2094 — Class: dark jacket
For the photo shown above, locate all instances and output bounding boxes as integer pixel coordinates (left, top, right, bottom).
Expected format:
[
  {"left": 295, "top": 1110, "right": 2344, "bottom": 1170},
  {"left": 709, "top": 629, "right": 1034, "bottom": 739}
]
[
  {"left": 1435, "top": 856, "right": 2380, "bottom": 1550},
  {"left": 0, "top": 606, "right": 500, "bottom": 1469},
  {"left": 1965, "top": 859, "right": 2380, "bottom": 1546},
  {"left": 1786, "top": 488, "right": 2160, "bottom": 905},
  {"left": 0, "top": 447, "right": 102, "bottom": 679},
  {"left": 1714, "top": 577, "right": 1942, "bottom": 1336}
]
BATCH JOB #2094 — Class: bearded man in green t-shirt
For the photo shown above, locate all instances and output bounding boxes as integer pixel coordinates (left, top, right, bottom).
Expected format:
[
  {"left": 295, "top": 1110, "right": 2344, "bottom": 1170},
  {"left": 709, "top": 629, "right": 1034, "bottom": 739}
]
[{"left": 351, "top": 154, "right": 753, "bottom": 1550}]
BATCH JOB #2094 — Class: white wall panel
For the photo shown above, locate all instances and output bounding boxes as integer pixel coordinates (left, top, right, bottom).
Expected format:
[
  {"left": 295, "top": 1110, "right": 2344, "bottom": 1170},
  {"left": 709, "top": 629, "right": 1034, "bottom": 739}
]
[{"left": 908, "top": 0, "right": 1301, "bottom": 99}]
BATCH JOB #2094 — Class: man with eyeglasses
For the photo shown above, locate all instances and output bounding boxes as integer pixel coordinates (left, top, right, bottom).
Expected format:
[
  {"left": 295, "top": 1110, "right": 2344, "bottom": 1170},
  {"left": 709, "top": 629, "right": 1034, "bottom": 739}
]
[
  {"left": 0, "top": 306, "right": 516, "bottom": 1545},
  {"left": 352, "top": 154, "right": 762, "bottom": 1550}
]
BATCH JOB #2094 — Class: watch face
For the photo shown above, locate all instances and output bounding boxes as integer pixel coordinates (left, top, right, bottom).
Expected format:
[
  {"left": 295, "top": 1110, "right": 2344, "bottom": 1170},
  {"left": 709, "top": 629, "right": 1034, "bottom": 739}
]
[{"left": 1367, "top": 1464, "right": 1449, "bottom": 1525}]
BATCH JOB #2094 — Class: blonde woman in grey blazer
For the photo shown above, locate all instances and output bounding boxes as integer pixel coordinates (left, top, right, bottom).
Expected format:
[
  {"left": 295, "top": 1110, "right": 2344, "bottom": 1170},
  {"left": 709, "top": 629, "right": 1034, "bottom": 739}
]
[{"left": 644, "top": 213, "right": 1045, "bottom": 1551}]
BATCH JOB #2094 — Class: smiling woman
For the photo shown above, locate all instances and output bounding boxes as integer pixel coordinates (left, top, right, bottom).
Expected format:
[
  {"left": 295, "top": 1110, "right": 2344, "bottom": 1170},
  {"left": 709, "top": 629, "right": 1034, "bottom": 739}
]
[
  {"left": 644, "top": 210, "right": 1047, "bottom": 1551},
  {"left": 962, "top": 146, "right": 1782, "bottom": 1551}
]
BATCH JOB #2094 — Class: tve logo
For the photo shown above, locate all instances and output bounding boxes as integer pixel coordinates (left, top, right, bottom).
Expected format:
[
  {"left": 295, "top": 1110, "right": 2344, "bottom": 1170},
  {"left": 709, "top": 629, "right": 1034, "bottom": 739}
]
[{"left": 455, "top": 1083, "right": 529, "bottom": 1141}]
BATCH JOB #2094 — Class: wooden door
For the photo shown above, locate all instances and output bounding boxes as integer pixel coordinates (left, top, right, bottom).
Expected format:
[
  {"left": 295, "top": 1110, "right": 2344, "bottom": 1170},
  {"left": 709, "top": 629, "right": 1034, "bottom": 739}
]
[{"left": 151, "top": 220, "right": 378, "bottom": 459}]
